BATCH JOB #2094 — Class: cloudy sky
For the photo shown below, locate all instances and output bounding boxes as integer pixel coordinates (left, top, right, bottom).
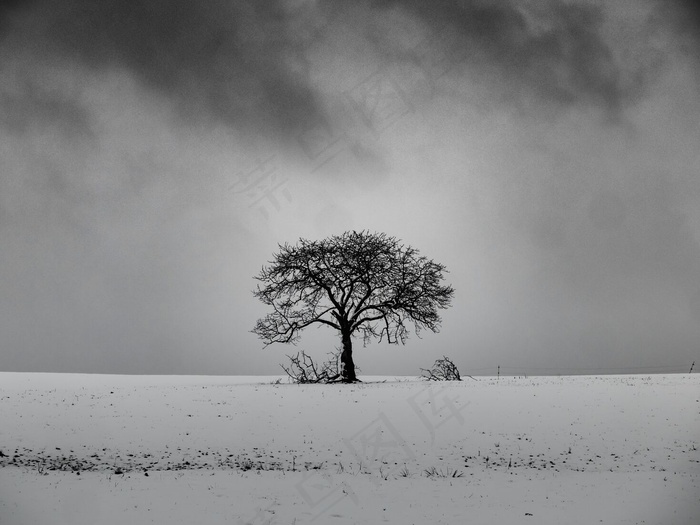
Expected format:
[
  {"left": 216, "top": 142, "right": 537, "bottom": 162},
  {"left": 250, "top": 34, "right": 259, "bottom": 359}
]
[{"left": 1, "top": 0, "right": 699, "bottom": 376}]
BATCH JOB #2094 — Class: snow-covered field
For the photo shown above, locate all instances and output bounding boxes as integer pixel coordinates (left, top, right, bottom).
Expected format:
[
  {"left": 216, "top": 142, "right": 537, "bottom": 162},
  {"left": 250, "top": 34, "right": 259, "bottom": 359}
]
[{"left": 0, "top": 372, "right": 698, "bottom": 525}]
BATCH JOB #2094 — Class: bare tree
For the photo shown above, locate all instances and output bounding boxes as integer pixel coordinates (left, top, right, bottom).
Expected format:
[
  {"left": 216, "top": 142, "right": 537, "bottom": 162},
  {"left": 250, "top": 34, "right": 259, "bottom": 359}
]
[
  {"left": 252, "top": 231, "right": 455, "bottom": 382},
  {"left": 280, "top": 349, "right": 358, "bottom": 384},
  {"left": 421, "top": 356, "right": 463, "bottom": 381}
]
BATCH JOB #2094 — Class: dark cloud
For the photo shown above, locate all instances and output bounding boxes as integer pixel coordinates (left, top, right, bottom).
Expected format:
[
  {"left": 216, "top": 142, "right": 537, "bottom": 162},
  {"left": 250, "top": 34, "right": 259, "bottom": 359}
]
[
  {"left": 0, "top": 75, "right": 92, "bottom": 137},
  {"left": 669, "top": 0, "right": 700, "bottom": 57},
  {"left": 2, "top": 0, "right": 682, "bottom": 146},
  {"left": 1, "top": 0, "right": 325, "bottom": 138},
  {"left": 627, "top": 1, "right": 700, "bottom": 85},
  {"left": 1, "top": 0, "right": 693, "bottom": 144},
  {"left": 354, "top": 0, "right": 630, "bottom": 115},
  {"left": 0, "top": 0, "right": 30, "bottom": 27}
]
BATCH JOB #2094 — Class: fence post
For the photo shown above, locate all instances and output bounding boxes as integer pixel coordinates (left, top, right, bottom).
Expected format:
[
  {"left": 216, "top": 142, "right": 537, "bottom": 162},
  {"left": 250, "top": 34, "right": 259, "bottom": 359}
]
[{"left": 498, "top": 365, "right": 500, "bottom": 381}]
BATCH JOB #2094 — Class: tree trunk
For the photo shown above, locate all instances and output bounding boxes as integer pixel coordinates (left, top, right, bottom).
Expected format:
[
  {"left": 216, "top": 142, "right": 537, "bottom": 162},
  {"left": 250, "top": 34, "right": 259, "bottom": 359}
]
[{"left": 340, "top": 330, "right": 357, "bottom": 382}]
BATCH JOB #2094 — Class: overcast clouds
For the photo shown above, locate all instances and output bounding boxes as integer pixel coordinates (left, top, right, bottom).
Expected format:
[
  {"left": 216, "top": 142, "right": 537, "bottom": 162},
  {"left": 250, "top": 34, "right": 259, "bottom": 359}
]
[{"left": 1, "top": 0, "right": 699, "bottom": 376}]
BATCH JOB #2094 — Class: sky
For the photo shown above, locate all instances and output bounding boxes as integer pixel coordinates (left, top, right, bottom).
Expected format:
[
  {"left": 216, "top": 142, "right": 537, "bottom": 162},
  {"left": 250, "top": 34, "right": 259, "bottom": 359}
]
[{"left": 1, "top": 0, "right": 699, "bottom": 376}]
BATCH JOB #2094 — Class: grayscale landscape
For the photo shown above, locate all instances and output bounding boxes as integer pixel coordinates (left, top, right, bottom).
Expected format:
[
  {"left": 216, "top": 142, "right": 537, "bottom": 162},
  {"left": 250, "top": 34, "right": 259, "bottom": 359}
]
[{"left": 1, "top": 1, "right": 699, "bottom": 523}]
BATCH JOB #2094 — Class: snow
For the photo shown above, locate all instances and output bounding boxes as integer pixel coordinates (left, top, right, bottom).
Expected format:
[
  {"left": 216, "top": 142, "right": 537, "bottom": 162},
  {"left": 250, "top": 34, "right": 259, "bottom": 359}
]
[{"left": 1, "top": 372, "right": 698, "bottom": 524}]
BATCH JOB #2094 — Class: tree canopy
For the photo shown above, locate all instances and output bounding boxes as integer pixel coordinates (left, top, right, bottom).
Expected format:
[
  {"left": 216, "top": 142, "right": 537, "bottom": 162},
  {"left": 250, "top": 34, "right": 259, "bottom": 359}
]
[{"left": 252, "top": 231, "right": 454, "bottom": 382}]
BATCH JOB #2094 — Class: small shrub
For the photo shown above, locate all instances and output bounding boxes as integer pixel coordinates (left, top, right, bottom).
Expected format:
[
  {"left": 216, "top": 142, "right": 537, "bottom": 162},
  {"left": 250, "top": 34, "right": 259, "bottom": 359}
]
[
  {"left": 421, "top": 356, "right": 462, "bottom": 381},
  {"left": 424, "top": 466, "right": 464, "bottom": 478},
  {"left": 281, "top": 350, "right": 342, "bottom": 384}
]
